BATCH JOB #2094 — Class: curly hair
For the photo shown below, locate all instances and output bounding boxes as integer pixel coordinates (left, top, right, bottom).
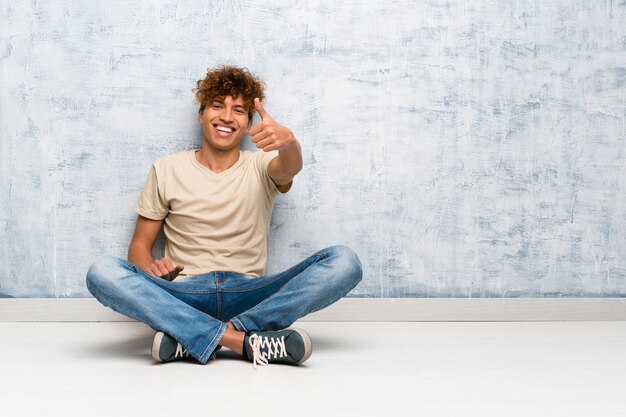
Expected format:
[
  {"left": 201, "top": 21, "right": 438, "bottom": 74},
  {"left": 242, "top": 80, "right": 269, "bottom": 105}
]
[{"left": 194, "top": 65, "right": 265, "bottom": 119}]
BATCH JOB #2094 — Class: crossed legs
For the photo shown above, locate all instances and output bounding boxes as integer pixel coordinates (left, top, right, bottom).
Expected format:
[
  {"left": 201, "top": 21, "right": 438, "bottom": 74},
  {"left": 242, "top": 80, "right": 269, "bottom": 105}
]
[{"left": 86, "top": 245, "right": 363, "bottom": 364}]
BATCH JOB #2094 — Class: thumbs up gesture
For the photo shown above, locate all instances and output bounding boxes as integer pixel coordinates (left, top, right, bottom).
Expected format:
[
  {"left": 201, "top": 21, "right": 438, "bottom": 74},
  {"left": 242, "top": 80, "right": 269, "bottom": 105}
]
[{"left": 250, "top": 98, "right": 296, "bottom": 152}]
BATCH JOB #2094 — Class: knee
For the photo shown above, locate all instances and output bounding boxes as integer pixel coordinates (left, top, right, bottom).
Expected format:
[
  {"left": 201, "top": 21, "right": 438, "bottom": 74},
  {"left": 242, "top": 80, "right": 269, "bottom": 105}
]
[
  {"left": 325, "top": 245, "right": 363, "bottom": 290},
  {"left": 85, "top": 255, "right": 127, "bottom": 296}
]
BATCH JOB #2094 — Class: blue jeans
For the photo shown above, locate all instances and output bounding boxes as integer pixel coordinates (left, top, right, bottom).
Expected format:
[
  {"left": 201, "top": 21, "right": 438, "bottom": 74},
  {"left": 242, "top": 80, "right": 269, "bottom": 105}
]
[{"left": 86, "top": 245, "right": 362, "bottom": 364}]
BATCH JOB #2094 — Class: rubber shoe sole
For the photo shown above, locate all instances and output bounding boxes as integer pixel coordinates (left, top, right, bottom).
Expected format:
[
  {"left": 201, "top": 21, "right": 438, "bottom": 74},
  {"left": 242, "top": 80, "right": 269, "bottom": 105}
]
[
  {"left": 151, "top": 331, "right": 169, "bottom": 362},
  {"left": 292, "top": 328, "right": 313, "bottom": 364}
]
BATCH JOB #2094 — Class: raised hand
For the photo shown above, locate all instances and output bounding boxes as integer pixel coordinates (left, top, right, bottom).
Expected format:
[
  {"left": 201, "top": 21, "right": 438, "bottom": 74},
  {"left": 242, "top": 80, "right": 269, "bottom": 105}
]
[
  {"left": 146, "top": 257, "right": 184, "bottom": 281},
  {"left": 250, "top": 98, "right": 296, "bottom": 152}
]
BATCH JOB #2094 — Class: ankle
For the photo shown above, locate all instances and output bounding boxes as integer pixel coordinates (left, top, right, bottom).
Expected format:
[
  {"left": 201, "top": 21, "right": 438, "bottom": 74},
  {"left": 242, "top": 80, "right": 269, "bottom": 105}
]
[{"left": 218, "top": 324, "right": 246, "bottom": 355}]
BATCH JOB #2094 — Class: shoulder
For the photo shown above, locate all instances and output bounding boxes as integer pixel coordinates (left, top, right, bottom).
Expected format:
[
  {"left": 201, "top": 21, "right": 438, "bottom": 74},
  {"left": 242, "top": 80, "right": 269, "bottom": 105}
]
[
  {"left": 243, "top": 149, "right": 277, "bottom": 167},
  {"left": 153, "top": 150, "right": 195, "bottom": 171},
  {"left": 241, "top": 149, "right": 263, "bottom": 161},
  {"left": 155, "top": 150, "right": 193, "bottom": 165},
  {"left": 242, "top": 150, "right": 290, "bottom": 194}
]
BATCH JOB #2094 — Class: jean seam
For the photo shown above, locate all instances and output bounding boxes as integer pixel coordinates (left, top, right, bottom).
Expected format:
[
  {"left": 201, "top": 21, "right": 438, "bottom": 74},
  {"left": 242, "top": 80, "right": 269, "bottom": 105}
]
[
  {"left": 199, "top": 322, "right": 227, "bottom": 363},
  {"left": 233, "top": 281, "right": 292, "bottom": 325},
  {"left": 220, "top": 254, "right": 324, "bottom": 293},
  {"left": 230, "top": 318, "right": 248, "bottom": 333},
  {"left": 228, "top": 251, "right": 329, "bottom": 329},
  {"left": 215, "top": 273, "right": 222, "bottom": 321},
  {"left": 132, "top": 265, "right": 218, "bottom": 295},
  {"left": 231, "top": 268, "right": 314, "bottom": 329}
]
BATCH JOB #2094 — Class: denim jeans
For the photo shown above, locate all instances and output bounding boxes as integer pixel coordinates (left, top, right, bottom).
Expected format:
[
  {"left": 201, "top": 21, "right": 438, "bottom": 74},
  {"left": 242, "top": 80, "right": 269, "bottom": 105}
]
[{"left": 85, "top": 245, "right": 362, "bottom": 364}]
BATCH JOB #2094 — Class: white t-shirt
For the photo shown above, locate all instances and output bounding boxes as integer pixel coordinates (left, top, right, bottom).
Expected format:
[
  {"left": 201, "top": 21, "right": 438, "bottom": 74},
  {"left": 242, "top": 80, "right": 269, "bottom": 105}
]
[{"left": 135, "top": 149, "right": 291, "bottom": 277}]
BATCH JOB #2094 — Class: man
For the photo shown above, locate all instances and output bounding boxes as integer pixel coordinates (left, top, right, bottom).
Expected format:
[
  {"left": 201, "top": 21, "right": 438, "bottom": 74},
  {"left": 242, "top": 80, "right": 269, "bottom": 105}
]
[{"left": 86, "top": 65, "right": 362, "bottom": 368}]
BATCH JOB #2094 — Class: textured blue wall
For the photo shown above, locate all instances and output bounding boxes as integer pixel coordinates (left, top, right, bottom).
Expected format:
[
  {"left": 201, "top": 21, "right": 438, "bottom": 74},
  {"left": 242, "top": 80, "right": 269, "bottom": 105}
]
[{"left": 1, "top": 1, "right": 625, "bottom": 297}]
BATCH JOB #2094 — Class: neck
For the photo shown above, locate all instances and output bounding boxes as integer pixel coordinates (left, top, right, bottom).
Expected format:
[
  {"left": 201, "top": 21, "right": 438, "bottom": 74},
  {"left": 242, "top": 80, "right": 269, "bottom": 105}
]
[{"left": 195, "top": 142, "right": 240, "bottom": 174}]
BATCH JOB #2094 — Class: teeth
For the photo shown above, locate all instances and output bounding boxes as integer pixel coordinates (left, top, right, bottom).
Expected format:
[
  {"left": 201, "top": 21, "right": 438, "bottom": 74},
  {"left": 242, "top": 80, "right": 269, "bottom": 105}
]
[{"left": 216, "top": 126, "right": 234, "bottom": 133}]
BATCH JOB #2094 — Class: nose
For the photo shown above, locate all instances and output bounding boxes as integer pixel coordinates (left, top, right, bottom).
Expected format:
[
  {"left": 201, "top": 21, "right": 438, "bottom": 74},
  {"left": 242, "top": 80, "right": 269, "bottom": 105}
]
[{"left": 220, "top": 107, "right": 233, "bottom": 123}]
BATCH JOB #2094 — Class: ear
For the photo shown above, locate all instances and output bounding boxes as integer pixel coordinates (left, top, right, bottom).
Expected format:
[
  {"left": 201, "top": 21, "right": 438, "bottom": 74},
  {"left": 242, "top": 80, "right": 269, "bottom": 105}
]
[{"left": 198, "top": 109, "right": 203, "bottom": 124}]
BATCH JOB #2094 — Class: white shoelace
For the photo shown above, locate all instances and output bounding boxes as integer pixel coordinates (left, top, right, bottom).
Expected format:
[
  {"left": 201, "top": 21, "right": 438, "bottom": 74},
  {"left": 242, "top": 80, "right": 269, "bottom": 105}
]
[
  {"left": 175, "top": 343, "right": 189, "bottom": 358},
  {"left": 248, "top": 334, "right": 287, "bottom": 369}
]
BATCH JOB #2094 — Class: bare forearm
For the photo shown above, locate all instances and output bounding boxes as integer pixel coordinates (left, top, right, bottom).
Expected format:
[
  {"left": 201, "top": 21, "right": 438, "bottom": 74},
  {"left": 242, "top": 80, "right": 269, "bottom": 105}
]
[
  {"left": 128, "top": 242, "right": 154, "bottom": 272},
  {"left": 277, "top": 138, "right": 303, "bottom": 178}
]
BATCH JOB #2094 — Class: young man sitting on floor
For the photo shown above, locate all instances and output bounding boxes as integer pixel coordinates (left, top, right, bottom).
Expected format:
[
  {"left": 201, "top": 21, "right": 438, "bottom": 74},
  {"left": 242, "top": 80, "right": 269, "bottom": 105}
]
[{"left": 86, "top": 65, "right": 363, "bottom": 367}]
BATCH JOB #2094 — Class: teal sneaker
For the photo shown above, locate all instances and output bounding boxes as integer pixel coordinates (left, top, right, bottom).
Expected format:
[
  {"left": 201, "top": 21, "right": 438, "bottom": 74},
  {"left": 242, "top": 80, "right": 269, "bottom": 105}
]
[
  {"left": 151, "top": 332, "right": 191, "bottom": 362},
  {"left": 244, "top": 328, "right": 312, "bottom": 369},
  {"left": 151, "top": 332, "right": 221, "bottom": 363}
]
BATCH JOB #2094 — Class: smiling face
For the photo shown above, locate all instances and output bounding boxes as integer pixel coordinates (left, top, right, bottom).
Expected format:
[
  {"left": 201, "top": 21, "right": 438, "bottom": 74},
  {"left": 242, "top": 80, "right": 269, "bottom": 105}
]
[{"left": 198, "top": 95, "right": 252, "bottom": 153}]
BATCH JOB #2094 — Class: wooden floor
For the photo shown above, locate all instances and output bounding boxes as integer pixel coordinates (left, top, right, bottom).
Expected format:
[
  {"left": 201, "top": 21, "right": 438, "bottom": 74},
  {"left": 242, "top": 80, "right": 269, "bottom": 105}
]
[{"left": 2, "top": 321, "right": 626, "bottom": 416}]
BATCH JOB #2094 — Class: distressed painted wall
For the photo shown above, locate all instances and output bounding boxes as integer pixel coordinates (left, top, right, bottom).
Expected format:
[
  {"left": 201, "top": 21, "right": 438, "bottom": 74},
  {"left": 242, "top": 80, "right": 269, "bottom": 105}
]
[{"left": 1, "top": 1, "right": 625, "bottom": 298}]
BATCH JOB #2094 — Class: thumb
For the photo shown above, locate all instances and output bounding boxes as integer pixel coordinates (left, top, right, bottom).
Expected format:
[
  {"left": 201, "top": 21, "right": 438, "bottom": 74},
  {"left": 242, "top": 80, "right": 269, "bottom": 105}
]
[
  {"left": 175, "top": 264, "right": 184, "bottom": 271},
  {"left": 254, "top": 97, "right": 269, "bottom": 120}
]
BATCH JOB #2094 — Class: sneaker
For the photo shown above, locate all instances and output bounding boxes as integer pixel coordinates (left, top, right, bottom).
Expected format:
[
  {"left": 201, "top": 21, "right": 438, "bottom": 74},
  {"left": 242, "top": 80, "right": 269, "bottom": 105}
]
[
  {"left": 244, "top": 328, "right": 312, "bottom": 369},
  {"left": 151, "top": 332, "right": 221, "bottom": 363},
  {"left": 151, "top": 332, "right": 191, "bottom": 363}
]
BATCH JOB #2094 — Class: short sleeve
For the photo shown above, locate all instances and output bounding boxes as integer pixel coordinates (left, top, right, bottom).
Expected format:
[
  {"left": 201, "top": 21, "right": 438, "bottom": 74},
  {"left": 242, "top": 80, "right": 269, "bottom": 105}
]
[
  {"left": 255, "top": 151, "right": 292, "bottom": 195},
  {"left": 135, "top": 165, "right": 169, "bottom": 220}
]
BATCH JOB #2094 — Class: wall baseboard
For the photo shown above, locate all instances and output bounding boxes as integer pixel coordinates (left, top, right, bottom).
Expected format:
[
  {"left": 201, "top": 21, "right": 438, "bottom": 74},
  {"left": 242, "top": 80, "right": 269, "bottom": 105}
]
[{"left": 1, "top": 297, "right": 626, "bottom": 321}]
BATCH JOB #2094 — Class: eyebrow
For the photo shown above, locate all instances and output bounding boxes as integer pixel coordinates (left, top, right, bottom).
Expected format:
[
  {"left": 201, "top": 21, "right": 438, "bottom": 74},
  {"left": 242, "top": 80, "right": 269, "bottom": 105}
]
[{"left": 212, "top": 100, "right": 245, "bottom": 110}]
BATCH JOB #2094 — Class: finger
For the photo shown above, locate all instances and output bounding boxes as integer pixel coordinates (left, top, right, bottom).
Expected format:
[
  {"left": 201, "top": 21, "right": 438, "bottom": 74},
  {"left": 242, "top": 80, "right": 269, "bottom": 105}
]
[
  {"left": 155, "top": 261, "right": 170, "bottom": 279},
  {"left": 262, "top": 144, "right": 278, "bottom": 152},
  {"left": 254, "top": 98, "right": 269, "bottom": 120},
  {"left": 251, "top": 130, "right": 270, "bottom": 143},
  {"left": 249, "top": 121, "right": 267, "bottom": 137},
  {"left": 255, "top": 138, "right": 275, "bottom": 149},
  {"left": 162, "top": 257, "right": 175, "bottom": 272},
  {"left": 171, "top": 264, "right": 184, "bottom": 279},
  {"left": 162, "top": 258, "right": 177, "bottom": 280},
  {"left": 148, "top": 265, "right": 162, "bottom": 277}
]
